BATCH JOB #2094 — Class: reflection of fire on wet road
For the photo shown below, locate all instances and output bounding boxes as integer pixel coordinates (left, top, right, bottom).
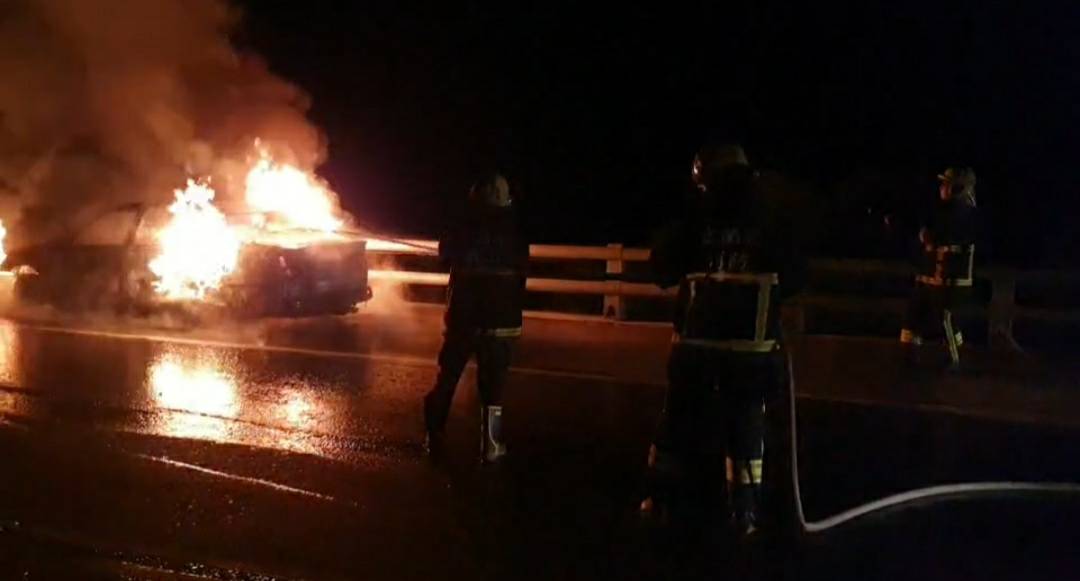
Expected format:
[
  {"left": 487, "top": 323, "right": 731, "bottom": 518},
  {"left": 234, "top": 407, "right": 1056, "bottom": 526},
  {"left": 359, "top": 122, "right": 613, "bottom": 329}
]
[
  {"left": 149, "top": 352, "right": 239, "bottom": 441},
  {"left": 0, "top": 218, "right": 7, "bottom": 267},
  {"left": 274, "top": 389, "right": 320, "bottom": 453},
  {"left": 0, "top": 320, "right": 20, "bottom": 385},
  {"left": 281, "top": 390, "right": 314, "bottom": 428},
  {"left": 146, "top": 348, "right": 325, "bottom": 454},
  {"left": 0, "top": 321, "right": 20, "bottom": 427},
  {"left": 0, "top": 219, "right": 13, "bottom": 309}
]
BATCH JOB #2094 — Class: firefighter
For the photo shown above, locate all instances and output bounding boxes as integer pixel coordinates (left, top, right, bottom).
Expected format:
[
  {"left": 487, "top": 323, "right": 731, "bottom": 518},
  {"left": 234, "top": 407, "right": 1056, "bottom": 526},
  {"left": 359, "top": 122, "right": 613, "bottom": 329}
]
[
  {"left": 899, "top": 167, "right": 977, "bottom": 369},
  {"left": 423, "top": 172, "right": 528, "bottom": 462},
  {"left": 640, "top": 144, "right": 803, "bottom": 536}
]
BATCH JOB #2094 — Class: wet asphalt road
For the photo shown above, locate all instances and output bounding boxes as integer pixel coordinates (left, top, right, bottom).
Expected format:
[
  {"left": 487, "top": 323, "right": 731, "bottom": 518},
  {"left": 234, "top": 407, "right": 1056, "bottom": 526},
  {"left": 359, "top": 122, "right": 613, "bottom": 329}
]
[{"left": 0, "top": 307, "right": 1079, "bottom": 579}]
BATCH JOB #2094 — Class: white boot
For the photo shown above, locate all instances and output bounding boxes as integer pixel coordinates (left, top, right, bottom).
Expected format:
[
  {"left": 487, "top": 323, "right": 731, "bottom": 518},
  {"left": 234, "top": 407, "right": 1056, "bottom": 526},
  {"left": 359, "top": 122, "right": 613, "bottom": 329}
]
[{"left": 481, "top": 405, "right": 507, "bottom": 463}]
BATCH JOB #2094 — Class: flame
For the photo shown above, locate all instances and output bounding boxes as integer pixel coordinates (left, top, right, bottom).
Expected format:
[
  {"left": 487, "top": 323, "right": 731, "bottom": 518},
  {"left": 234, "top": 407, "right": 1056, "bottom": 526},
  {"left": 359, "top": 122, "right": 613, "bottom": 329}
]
[
  {"left": 147, "top": 144, "right": 351, "bottom": 302},
  {"left": 149, "top": 180, "right": 241, "bottom": 300},
  {"left": 245, "top": 148, "right": 342, "bottom": 235}
]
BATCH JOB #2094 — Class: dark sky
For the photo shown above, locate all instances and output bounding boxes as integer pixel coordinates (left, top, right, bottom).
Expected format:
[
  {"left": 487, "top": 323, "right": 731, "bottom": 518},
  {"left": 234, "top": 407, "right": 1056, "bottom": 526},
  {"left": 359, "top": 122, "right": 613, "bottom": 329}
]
[{"left": 238, "top": 2, "right": 1079, "bottom": 264}]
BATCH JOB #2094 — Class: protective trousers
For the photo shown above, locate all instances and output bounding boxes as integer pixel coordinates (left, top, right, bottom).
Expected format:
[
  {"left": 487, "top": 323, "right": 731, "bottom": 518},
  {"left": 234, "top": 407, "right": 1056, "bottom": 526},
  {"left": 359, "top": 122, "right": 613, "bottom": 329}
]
[
  {"left": 424, "top": 330, "right": 515, "bottom": 434},
  {"left": 648, "top": 344, "right": 776, "bottom": 516},
  {"left": 900, "top": 285, "right": 967, "bottom": 365}
]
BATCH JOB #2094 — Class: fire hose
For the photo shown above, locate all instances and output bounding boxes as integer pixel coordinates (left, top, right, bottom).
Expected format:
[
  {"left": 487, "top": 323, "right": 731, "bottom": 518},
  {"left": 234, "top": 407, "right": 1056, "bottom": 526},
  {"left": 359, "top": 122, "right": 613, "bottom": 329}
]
[
  {"left": 782, "top": 350, "right": 1080, "bottom": 535},
  {"left": 300, "top": 226, "right": 438, "bottom": 254}
]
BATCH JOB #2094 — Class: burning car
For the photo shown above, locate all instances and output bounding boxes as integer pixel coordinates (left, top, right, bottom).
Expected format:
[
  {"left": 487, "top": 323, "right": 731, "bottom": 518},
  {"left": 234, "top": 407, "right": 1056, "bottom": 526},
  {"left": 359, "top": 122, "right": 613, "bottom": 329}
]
[
  {"left": 2, "top": 145, "right": 373, "bottom": 318},
  {"left": 4, "top": 201, "right": 370, "bottom": 318},
  {"left": 3, "top": 198, "right": 371, "bottom": 317}
]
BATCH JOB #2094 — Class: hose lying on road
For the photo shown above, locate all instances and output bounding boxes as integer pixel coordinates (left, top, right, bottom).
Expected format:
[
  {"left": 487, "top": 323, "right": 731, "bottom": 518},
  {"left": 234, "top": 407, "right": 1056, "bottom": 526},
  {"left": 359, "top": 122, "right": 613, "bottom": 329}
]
[{"left": 784, "top": 350, "right": 1080, "bottom": 534}]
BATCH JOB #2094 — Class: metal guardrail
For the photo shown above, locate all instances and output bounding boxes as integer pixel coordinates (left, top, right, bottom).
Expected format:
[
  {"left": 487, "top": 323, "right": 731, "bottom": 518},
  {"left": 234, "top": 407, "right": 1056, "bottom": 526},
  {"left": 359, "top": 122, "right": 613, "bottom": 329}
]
[
  {"left": 365, "top": 238, "right": 1080, "bottom": 345},
  {"left": 366, "top": 239, "right": 668, "bottom": 319}
]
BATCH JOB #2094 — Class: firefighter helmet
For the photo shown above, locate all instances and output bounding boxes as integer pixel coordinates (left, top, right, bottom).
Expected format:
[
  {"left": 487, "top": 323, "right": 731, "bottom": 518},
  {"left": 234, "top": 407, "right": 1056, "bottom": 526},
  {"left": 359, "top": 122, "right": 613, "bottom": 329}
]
[
  {"left": 937, "top": 166, "right": 976, "bottom": 206},
  {"left": 692, "top": 144, "right": 750, "bottom": 191},
  {"left": 469, "top": 172, "right": 512, "bottom": 208}
]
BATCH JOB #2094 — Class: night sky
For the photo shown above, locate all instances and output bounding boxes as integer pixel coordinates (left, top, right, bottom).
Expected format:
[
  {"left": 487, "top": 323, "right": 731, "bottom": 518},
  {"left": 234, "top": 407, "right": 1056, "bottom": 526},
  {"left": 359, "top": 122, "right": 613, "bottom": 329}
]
[{"left": 238, "top": 2, "right": 1079, "bottom": 266}]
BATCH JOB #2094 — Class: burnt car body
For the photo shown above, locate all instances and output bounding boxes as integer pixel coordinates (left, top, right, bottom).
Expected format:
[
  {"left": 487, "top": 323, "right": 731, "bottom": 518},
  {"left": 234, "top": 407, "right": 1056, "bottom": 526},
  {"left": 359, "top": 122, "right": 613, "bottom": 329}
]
[{"left": 3, "top": 204, "right": 370, "bottom": 317}]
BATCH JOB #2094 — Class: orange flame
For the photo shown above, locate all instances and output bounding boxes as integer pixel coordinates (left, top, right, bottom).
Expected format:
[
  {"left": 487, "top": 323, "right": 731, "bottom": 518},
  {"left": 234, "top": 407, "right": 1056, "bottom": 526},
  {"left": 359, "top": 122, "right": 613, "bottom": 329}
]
[
  {"left": 149, "top": 180, "right": 241, "bottom": 300},
  {"left": 245, "top": 148, "right": 342, "bottom": 236},
  {"left": 148, "top": 143, "right": 352, "bottom": 302}
]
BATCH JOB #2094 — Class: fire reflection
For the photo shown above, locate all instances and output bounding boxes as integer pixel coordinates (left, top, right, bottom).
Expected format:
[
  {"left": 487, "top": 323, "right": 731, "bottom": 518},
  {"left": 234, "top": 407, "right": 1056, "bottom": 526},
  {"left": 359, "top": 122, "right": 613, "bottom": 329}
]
[
  {"left": 148, "top": 351, "right": 239, "bottom": 441},
  {"left": 0, "top": 320, "right": 20, "bottom": 385},
  {"left": 0, "top": 272, "right": 15, "bottom": 312},
  {"left": 281, "top": 390, "right": 314, "bottom": 428},
  {"left": 146, "top": 349, "right": 329, "bottom": 454},
  {"left": 274, "top": 389, "right": 320, "bottom": 454}
]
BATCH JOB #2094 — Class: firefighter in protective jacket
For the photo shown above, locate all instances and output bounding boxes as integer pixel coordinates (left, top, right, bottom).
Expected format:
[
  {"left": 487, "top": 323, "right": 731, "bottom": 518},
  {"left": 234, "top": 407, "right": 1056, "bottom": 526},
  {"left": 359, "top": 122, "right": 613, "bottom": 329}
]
[
  {"left": 423, "top": 172, "right": 529, "bottom": 462},
  {"left": 641, "top": 144, "right": 803, "bottom": 535},
  {"left": 900, "top": 167, "right": 977, "bottom": 368}
]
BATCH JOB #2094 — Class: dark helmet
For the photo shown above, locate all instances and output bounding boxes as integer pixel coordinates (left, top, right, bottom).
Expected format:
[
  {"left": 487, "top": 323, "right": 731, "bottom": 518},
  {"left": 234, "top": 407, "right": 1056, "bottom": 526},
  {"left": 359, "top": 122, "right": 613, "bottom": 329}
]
[
  {"left": 469, "top": 172, "right": 512, "bottom": 208},
  {"left": 937, "top": 166, "right": 976, "bottom": 206},
  {"left": 692, "top": 144, "right": 750, "bottom": 191}
]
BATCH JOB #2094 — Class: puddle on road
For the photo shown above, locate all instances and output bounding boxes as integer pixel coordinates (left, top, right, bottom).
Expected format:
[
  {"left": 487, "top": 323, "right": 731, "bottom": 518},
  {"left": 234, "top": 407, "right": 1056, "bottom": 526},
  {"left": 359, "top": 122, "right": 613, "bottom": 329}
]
[
  {"left": 143, "top": 345, "right": 346, "bottom": 455},
  {"left": 0, "top": 320, "right": 403, "bottom": 460},
  {"left": 0, "top": 320, "right": 21, "bottom": 385},
  {"left": 149, "top": 351, "right": 240, "bottom": 441}
]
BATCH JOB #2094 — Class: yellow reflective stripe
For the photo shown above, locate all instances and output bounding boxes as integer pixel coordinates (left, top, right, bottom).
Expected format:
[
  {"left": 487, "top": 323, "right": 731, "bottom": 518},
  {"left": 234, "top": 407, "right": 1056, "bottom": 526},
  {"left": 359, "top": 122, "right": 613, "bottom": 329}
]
[
  {"left": 726, "top": 458, "right": 763, "bottom": 484},
  {"left": 685, "top": 272, "right": 779, "bottom": 285},
  {"left": 916, "top": 275, "right": 973, "bottom": 287},
  {"left": 755, "top": 280, "right": 772, "bottom": 341},
  {"left": 943, "top": 310, "right": 960, "bottom": 365},
  {"left": 479, "top": 327, "right": 522, "bottom": 337},
  {"left": 922, "top": 243, "right": 975, "bottom": 285},
  {"left": 673, "top": 336, "right": 777, "bottom": 352},
  {"left": 680, "top": 271, "right": 778, "bottom": 349}
]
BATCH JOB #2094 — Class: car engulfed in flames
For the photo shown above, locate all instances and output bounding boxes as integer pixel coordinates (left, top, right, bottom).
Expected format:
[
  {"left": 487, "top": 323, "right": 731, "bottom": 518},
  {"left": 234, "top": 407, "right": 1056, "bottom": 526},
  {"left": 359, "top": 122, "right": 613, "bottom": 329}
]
[{"left": 2, "top": 151, "right": 372, "bottom": 318}]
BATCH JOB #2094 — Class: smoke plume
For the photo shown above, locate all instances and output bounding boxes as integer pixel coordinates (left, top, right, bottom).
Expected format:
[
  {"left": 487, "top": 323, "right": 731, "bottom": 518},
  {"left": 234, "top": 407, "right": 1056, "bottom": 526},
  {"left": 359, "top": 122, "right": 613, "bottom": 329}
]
[{"left": 0, "top": 0, "right": 327, "bottom": 248}]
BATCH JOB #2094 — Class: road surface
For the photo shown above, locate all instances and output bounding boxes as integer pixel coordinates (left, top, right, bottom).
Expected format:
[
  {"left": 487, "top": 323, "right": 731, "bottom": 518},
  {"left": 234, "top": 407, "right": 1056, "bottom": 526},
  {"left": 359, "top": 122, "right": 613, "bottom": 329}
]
[{"left": 0, "top": 306, "right": 1078, "bottom": 579}]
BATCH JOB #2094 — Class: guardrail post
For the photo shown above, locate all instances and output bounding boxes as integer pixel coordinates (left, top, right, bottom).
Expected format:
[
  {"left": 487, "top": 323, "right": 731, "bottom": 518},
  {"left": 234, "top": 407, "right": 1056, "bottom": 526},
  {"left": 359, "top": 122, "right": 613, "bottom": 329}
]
[
  {"left": 988, "top": 270, "right": 1017, "bottom": 350},
  {"left": 604, "top": 243, "right": 626, "bottom": 320}
]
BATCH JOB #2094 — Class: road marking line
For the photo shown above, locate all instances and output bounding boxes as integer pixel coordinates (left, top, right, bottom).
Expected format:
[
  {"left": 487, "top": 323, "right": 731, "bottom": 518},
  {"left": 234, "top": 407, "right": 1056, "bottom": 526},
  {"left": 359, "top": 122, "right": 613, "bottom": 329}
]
[
  {"left": 132, "top": 453, "right": 351, "bottom": 505},
  {"left": 13, "top": 323, "right": 1076, "bottom": 425},
  {"left": 22, "top": 323, "right": 640, "bottom": 384}
]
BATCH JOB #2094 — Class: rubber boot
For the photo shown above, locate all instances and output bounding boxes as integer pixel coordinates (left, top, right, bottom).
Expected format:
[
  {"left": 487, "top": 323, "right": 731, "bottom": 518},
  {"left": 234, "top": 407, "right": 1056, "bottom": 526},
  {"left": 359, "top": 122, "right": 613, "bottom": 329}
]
[
  {"left": 480, "top": 405, "right": 507, "bottom": 463},
  {"left": 639, "top": 444, "right": 672, "bottom": 523},
  {"left": 732, "top": 486, "right": 758, "bottom": 537},
  {"left": 943, "top": 310, "right": 962, "bottom": 372},
  {"left": 728, "top": 458, "right": 761, "bottom": 537},
  {"left": 899, "top": 328, "right": 923, "bottom": 368},
  {"left": 423, "top": 395, "right": 445, "bottom": 457}
]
